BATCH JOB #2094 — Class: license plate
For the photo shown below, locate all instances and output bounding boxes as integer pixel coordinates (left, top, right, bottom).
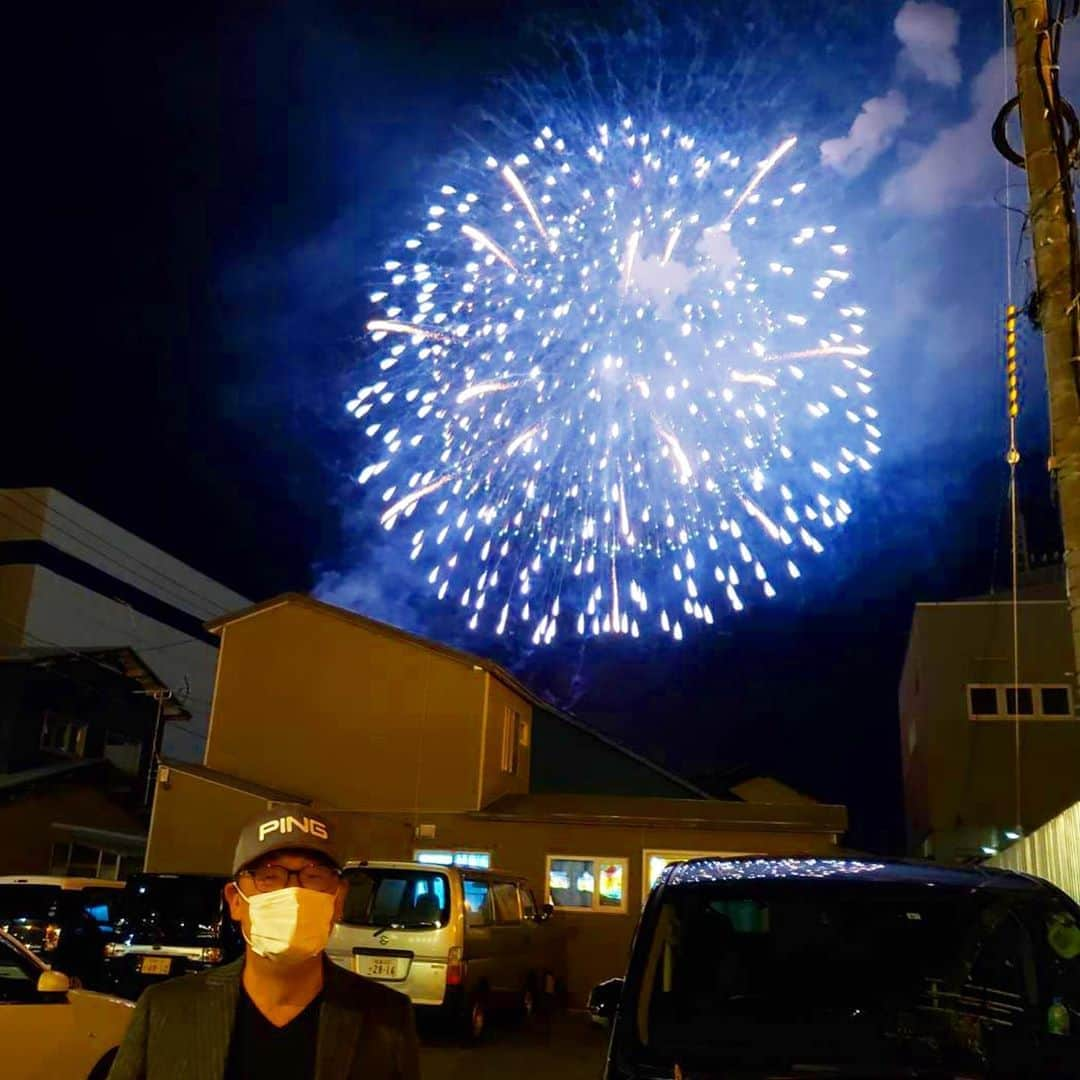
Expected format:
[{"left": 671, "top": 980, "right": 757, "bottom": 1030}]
[
  {"left": 139, "top": 956, "right": 172, "bottom": 975},
  {"left": 358, "top": 955, "right": 405, "bottom": 980}
]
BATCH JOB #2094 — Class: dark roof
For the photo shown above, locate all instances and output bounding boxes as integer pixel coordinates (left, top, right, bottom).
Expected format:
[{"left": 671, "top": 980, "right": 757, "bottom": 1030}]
[
  {"left": 477, "top": 793, "right": 846, "bottom": 835},
  {"left": 206, "top": 593, "right": 710, "bottom": 799},
  {"left": 158, "top": 758, "right": 310, "bottom": 805},
  {"left": 0, "top": 646, "right": 191, "bottom": 723},
  {"left": 663, "top": 855, "right": 1048, "bottom": 891}
]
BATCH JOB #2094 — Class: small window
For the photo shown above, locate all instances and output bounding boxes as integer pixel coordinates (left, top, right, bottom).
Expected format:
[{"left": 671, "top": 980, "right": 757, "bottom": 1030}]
[
  {"left": 1041, "top": 686, "right": 1072, "bottom": 717},
  {"left": 968, "top": 686, "right": 999, "bottom": 716},
  {"left": 1005, "top": 687, "right": 1035, "bottom": 716},
  {"left": 492, "top": 881, "right": 521, "bottom": 924},
  {"left": 463, "top": 879, "right": 492, "bottom": 927},
  {"left": 501, "top": 708, "right": 521, "bottom": 774},
  {"left": 414, "top": 849, "right": 491, "bottom": 870},
  {"left": 547, "top": 856, "right": 627, "bottom": 914},
  {"left": 642, "top": 850, "right": 745, "bottom": 901}
]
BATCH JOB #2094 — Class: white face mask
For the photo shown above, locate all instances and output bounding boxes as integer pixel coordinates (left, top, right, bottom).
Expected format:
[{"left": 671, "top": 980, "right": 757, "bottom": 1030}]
[{"left": 237, "top": 886, "right": 337, "bottom": 965}]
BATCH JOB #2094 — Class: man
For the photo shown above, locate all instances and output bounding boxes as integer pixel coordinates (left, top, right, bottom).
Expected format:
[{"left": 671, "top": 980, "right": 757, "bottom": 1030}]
[{"left": 108, "top": 804, "right": 420, "bottom": 1079}]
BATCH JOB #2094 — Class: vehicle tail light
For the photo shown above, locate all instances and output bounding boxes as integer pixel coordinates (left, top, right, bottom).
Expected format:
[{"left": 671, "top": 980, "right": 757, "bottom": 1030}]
[
  {"left": 42, "top": 924, "right": 62, "bottom": 952},
  {"left": 200, "top": 947, "right": 223, "bottom": 964},
  {"left": 446, "top": 946, "right": 466, "bottom": 987}
]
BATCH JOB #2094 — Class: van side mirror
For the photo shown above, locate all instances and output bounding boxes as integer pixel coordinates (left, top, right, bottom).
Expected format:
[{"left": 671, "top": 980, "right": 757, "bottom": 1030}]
[
  {"left": 36, "top": 970, "right": 71, "bottom": 994},
  {"left": 588, "top": 977, "right": 623, "bottom": 1027},
  {"left": 537, "top": 903, "right": 554, "bottom": 922}
]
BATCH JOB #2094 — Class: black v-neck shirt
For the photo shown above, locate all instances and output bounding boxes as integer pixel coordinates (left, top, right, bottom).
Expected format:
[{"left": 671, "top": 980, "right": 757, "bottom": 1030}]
[{"left": 224, "top": 985, "right": 323, "bottom": 1079}]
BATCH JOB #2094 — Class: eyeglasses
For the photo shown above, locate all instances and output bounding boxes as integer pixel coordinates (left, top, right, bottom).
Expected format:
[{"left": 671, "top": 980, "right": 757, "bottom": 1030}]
[{"left": 239, "top": 863, "right": 341, "bottom": 894}]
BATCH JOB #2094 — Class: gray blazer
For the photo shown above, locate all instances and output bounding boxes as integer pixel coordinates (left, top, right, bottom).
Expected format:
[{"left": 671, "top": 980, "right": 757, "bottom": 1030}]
[{"left": 107, "top": 957, "right": 421, "bottom": 1080}]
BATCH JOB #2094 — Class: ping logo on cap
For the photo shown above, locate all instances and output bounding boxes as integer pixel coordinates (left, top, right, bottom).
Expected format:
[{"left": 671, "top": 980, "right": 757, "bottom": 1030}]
[{"left": 258, "top": 815, "right": 330, "bottom": 843}]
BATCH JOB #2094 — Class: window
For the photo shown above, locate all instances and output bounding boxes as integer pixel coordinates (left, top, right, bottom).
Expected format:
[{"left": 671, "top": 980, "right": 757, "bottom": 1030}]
[
  {"left": 546, "top": 856, "right": 627, "bottom": 914},
  {"left": 968, "top": 684, "right": 1075, "bottom": 722},
  {"left": 463, "top": 879, "right": 492, "bottom": 927},
  {"left": 501, "top": 707, "right": 521, "bottom": 774},
  {"left": 1041, "top": 686, "right": 1072, "bottom": 716},
  {"left": 104, "top": 729, "right": 142, "bottom": 775},
  {"left": 341, "top": 867, "right": 450, "bottom": 928},
  {"left": 40, "top": 715, "right": 88, "bottom": 758},
  {"left": 520, "top": 887, "right": 536, "bottom": 920},
  {"left": 642, "top": 850, "right": 746, "bottom": 901},
  {"left": 1004, "top": 687, "right": 1035, "bottom": 716},
  {"left": 968, "top": 686, "right": 999, "bottom": 717},
  {"left": 492, "top": 881, "right": 522, "bottom": 924},
  {"left": 414, "top": 849, "right": 491, "bottom": 870}
]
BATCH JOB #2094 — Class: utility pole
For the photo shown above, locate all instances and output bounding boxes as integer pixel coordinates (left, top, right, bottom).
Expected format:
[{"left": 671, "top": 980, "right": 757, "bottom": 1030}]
[{"left": 1006, "top": 1, "right": 1080, "bottom": 707}]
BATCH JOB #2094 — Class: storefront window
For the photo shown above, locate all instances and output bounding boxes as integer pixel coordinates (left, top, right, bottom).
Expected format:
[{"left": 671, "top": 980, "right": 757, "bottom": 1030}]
[
  {"left": 546, "top": 855, "right": 628, "bottom": 913},
  {"left": 643, "top": 850, "right": 747, "bottom": 902}
]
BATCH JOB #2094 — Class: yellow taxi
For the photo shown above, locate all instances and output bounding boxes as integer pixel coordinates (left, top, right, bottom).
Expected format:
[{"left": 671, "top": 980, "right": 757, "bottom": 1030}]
[{"left": 0, "top": 927, "right": 133, "bottom": 1079}]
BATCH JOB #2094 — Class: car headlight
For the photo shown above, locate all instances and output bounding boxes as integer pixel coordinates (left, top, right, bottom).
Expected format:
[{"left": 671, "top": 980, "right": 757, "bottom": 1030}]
[
  {"left": 42, "top": 924, "right": 62, "bottom": 951},
  {"left": 200, "top": 947, "right": 222, "bottom": 964}
]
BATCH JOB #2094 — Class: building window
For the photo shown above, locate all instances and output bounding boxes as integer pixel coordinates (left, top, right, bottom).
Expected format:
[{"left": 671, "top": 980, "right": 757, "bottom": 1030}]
[
  {"left": 1041, "top": 686, "right": 1072, "bottom": 717},
  {"left": 501, "top": 707, "right": 522, "bottom": 774},
  {"left": 642, "top": 850, "right": 745, "bottom": 901},
  {"left": 967, "top": 684, "right": 1075, "bottom": 722},
  {"left": 40, "top": 714, "right": 88, "bottom": 758},
  {"left": 546, "top": 855, "right": 627, "bottom": 914},
  {"left": 414, "top": 849, "right": 491, "bottom": 870},
  {"left": 968, "top": 686, "right": 999, "bottom": 717}
]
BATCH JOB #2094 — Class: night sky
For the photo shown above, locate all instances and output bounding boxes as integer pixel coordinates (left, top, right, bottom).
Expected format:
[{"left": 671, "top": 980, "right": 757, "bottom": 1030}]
[{"left": 8, "top": 2, "right": 1076, "bottom": 852}]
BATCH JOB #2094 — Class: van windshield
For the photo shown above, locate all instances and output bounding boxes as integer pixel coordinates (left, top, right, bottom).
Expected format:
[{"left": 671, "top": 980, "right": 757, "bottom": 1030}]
[
  {"left": 0, "top": 885, "right": 63, "bottom": 922},
  {"left": 115, "top": 875, "right": 226, "bottom": 945},
  {"left": 342, "top": 868, "right": 450, "bottom": 930},
  {"left": 632, "top": 878, "right": 1079, "bottom": 1075}
]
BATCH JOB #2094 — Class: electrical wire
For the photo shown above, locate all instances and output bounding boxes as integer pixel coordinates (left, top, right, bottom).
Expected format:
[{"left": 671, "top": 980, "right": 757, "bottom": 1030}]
[{"left": 0, "top": 491, "right": 238, "bottom": 620}]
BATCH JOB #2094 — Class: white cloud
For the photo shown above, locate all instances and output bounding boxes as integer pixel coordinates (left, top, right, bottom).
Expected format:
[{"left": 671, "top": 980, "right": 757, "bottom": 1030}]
[
  {"left": 695, "top": 227, "right": 742, "bottom": 279},
  {"left": 820, "top": 90, "right": 910, "bottom": 177},
  {"left": 628, "top": 254, "right": 696, "bottom": 316},
  {"left": 881, "top": 49, "right": 1007, "bottom": 214},
  {"left": 894, "top": 1, "right": 962, "bottom": 88}
]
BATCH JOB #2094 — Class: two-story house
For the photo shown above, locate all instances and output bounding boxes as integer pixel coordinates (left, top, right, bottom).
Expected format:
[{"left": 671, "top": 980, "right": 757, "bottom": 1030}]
[{"left": 146, "top": 592, "right": 847, "bottom": 1002}]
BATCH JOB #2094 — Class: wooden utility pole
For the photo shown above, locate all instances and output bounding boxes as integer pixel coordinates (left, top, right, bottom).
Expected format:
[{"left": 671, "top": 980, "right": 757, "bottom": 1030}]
[{"left": 1008, "top": 1, "right": 1080, "bottom": 705}]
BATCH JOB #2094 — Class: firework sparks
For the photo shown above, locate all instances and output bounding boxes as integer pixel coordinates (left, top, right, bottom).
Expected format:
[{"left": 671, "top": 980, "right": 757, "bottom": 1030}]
[{"left": 348, "top": 118, "right": 878, "bottom": 642}]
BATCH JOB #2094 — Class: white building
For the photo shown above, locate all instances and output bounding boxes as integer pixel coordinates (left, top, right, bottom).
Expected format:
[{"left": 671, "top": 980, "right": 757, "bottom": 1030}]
[{"left": 0, "top": 487, "right": 248, "bottom": 759}]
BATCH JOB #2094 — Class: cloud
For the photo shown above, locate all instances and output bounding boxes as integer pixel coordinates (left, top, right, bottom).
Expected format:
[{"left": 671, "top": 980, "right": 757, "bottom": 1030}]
[
  {"left": 894, "top": 1, "right": 962, "bottom": 88},
  {"left": 695, "top": 227, "right": 742, "bottom": 279},
  {"left": 627, "top": 254, "right": 696, "bottom": 316},
  {"left": 820, "top": 90, "right": 910, "bottom": 177},
  {"left": 881, "top": 49, "right": 1007, "bottom": 214}
]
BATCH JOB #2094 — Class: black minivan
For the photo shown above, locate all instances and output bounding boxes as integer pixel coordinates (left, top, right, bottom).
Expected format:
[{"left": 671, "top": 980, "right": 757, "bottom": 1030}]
[
  {"left": 102, "top": 872, "right": 242, "bottom": 999},
  {"left": 594, "top": 857, "right": 1080, "bottom": 1079}
]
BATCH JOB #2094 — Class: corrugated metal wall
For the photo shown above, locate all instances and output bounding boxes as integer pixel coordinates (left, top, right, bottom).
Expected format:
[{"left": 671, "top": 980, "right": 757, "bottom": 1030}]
[{"left": 989, "top": 801, "right": 1080, "bottom": 903}]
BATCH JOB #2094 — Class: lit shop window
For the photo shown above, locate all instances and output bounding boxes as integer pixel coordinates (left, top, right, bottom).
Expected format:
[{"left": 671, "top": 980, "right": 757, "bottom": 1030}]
[
  {"left": 546, "top": 856, "right": 627, "bottom": 913},
  {"left": 642, "top": 850, "right": 745, "bottom": 901},
  {"left": 414, "top": 850, "right": 491, "bottom": 870}
]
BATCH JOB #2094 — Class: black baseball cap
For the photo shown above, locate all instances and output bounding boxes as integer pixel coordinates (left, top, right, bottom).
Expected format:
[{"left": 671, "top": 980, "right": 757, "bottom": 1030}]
[{"left": 232, "top": 803, "right": 342, "bottom": 876}]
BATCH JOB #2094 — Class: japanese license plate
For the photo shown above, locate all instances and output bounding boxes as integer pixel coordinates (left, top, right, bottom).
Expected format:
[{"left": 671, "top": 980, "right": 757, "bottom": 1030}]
[
  {"left": 139, "top": 956, "right": 172, "bottom": 975},
  {"left": 358, "top": 955, "right": 405, "bottom": 980}
]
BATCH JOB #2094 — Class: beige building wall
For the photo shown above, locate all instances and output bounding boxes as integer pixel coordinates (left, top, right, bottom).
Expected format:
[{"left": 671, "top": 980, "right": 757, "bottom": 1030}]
[
  {"left": 477, "top": 673, "right": 532, "bottom": 808},
  {"left": 204, "top": 602, "right": 488, "bottom": 812},
  {"left": 0, "top": 565, "right": 35, "bottom": 648},
  {"left": 145, "top": 768, "right": 286, "bottom": 874}
]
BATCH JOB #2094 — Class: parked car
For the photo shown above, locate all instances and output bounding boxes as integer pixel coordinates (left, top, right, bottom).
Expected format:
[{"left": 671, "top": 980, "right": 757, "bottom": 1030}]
[
  {"left": 328, "top": 860, "right": 555, "bottom": 1039},
  {"left": 595, "top": 856, "right": 1080, "bottom": 1079},
  {"left": 102, "top": 872, "right": 241, "bottom": 999},
  {"left": 0, "top": 926, "right": 133, "bottom": 1079},
  {"left": 0, "top": 875, "right": 124, "bottom": 991}
]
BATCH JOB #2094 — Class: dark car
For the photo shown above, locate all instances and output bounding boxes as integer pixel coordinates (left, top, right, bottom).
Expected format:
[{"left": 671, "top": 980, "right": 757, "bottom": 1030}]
[
  {"left": 102, "top": 872, "right": 242, "bottom": 999},
  {"left": 0, "top": 875, "right": 124, "bottom": 991},
  {"left": 594, "top": 856, "right": 1080, "bottom": 1079}
]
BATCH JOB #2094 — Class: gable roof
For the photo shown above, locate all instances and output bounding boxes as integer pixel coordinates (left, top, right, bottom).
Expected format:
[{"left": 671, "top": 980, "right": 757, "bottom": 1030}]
[{"left": 206, "top": 592, "right": 711, "bottom": 800}]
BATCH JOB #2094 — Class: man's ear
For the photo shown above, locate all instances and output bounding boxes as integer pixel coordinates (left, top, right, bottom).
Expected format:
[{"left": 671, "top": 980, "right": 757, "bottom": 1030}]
[{"left": 224, "top": 881, "right": 245, "bottom": 922}]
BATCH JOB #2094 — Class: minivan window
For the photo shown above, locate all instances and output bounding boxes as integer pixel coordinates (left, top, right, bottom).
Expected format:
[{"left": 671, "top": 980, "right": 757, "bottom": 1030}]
[
  {"left": 492, "top": 881, "right": 521, "bottom": 924},
  {"left": 630, "top": 879, "right": 1069, "bottom": 1074},
  {"left": 342, "top": 868, "right": 450, "bottom": 929},
  {"left": 463, "top": 879, "right": 491, "bottom": 927},
  {"left": 0, "top": 885, "right": 63, "bottom": 922}
]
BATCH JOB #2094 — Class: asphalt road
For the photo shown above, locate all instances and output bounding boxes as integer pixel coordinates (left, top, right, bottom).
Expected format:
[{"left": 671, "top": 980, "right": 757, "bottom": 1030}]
[{"left": 420, "top": 1012, "right": 609, "bottom": 1080}]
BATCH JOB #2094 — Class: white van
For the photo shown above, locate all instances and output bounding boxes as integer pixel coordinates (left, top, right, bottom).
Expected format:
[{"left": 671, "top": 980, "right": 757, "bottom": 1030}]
[{"left": 327, "top": 860, "right": 555, "bottom": 1039}]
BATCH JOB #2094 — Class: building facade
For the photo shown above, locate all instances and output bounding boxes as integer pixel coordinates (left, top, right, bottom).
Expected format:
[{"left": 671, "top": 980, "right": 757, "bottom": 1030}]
[
  {"left": 0, "top": 487, "right": 249, "bottom": 760},
  {"left": 899, "top": 587, "right": 1080, "bottom": 864},
  {"left": 147, "top": 593, "right": 847, "bottom": 1003}
]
